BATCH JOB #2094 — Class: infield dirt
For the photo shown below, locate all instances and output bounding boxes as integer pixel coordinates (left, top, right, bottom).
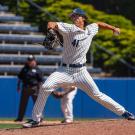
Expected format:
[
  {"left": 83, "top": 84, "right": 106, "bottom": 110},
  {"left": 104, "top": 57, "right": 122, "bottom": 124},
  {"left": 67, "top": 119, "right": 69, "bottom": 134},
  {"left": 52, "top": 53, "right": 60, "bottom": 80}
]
[{"left": 0, "top": 119, "right": 135, "bottom": 135}]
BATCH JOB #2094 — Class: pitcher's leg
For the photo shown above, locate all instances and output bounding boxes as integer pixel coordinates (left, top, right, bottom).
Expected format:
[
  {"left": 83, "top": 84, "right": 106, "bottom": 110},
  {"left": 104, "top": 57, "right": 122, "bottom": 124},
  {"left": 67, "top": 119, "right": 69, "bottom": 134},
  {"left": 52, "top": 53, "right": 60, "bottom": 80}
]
[
  {"left": 32, "top": 70, "right": 74, "bottom": 122},
  {"left": 61, "top": 87, "right": 77, "bottom": 122},
  {"left": 76, "top": 69, "right": 126, "bottom": 116},
  {"left": 32, "top": 86, "right": 52, "bottom": 122}
]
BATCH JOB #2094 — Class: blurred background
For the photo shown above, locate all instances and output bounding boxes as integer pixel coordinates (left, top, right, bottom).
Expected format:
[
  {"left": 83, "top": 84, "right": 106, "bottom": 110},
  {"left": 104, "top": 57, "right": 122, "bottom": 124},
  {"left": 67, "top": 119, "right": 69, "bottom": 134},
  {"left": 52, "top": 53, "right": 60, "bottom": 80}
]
[{"left": 0, "top": 0, "right": 135, "bottom": 119}]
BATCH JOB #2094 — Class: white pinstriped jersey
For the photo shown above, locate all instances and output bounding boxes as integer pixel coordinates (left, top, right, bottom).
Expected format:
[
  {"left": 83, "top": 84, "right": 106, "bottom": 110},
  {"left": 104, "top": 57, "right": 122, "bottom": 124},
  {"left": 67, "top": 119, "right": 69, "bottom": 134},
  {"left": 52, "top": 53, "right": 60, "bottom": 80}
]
[
  {"left": 31, "top": 23, "right": 126, "bottom": 123},
  {"left": 56, "top": 22, "right": 99, "bottom": 64}
]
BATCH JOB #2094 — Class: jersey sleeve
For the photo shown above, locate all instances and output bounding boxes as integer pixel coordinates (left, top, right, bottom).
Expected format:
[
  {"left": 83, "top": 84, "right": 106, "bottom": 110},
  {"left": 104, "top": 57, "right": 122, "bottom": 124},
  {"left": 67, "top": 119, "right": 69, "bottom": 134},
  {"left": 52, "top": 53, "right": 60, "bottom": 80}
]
[
  {"left": 56, "top": 22, "right": 73, "bottom": 35},
  {"left": 87, "top": 23, "right": 99, "bottom": 36}
]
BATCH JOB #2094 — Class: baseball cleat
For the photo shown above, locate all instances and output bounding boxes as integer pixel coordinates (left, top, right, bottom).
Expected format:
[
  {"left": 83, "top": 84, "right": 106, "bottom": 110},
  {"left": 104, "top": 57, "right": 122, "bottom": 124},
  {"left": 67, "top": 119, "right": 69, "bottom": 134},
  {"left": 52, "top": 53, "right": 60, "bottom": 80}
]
[
  {"left": 61, "top": 119, "right": 73, "bottom": 124},
  {"left": 23, "top": 119, "right": 40, "bottom": 128},
  {"left": 122, "top": 111, "right": 135, "bottom": 120}
]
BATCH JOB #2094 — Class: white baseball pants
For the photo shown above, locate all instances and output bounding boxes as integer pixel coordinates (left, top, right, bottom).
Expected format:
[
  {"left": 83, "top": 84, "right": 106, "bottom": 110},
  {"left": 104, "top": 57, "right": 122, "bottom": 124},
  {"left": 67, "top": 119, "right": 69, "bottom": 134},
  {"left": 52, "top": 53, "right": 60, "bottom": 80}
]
[{"left": 32, "top": 66, "right": 126, "bottom": 122}]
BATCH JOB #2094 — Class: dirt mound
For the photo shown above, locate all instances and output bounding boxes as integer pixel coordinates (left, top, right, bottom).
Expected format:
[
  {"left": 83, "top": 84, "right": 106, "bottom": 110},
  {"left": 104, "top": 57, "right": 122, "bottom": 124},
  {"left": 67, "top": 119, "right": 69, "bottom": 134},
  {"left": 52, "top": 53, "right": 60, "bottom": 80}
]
[{"left": 0, "top": 119, "right": 135, "bottom": 135}]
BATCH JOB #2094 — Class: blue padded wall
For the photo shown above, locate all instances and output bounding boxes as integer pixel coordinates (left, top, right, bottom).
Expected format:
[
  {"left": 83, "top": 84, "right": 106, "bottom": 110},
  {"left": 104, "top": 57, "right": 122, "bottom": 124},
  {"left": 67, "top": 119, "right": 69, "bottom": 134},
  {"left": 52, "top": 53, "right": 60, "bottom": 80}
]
[{"left": 0, "top": 77, "right": 135, "bottom": 119}]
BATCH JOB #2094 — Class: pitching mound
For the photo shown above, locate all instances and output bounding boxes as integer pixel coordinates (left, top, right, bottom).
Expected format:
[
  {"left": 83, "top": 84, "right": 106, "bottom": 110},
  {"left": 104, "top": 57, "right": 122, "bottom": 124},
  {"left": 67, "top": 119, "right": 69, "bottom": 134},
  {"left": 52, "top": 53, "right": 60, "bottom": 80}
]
[{"left": 0, "top": 119, "right": 135, "bottom": 135}]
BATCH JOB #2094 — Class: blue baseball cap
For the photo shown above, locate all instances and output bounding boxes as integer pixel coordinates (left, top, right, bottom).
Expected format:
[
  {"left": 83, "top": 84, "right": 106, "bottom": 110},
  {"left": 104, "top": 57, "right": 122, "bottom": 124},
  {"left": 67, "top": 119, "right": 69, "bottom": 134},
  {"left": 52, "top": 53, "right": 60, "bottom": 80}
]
[{"left": 69, "top": 8, "right": 87, "bottom": 19}]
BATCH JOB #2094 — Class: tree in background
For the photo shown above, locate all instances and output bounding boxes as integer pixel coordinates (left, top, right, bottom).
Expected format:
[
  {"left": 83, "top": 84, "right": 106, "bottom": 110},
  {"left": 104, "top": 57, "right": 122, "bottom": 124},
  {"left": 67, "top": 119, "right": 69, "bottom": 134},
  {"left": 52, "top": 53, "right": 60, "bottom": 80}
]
[
  {"left": 1, "top": 0, "right": 135, "bottom": 76},
  {"left": 74, "top": 0, "right": 135, "bottom": 24}
]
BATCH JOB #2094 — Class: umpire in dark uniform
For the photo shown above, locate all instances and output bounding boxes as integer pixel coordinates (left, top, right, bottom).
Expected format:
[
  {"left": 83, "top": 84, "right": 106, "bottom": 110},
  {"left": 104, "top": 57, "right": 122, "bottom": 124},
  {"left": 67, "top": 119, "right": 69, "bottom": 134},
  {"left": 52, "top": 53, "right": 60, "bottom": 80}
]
[{"left": 15, "top": 55, "right": 44, "bottom": 122}]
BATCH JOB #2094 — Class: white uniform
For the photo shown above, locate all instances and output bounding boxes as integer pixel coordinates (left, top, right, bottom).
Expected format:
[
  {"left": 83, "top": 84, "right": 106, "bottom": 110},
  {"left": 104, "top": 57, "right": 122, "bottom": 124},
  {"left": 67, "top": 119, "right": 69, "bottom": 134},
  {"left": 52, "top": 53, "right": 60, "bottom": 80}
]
[{"left": 32, "top": 22, "right": 126, "bottom": 122}]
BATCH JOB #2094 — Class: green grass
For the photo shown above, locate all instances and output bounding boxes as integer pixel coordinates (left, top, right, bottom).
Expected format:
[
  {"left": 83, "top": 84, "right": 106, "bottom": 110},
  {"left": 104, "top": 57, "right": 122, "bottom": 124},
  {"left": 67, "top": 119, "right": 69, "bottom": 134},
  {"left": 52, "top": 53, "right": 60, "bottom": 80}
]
[
  {"left": 0, "top": 118, "right": 118, "bottom": 129},
  {"left": 0, "top": 118, "right": 15, "bottom": 121},
  {"left": 0, "top": 123, "right": 22, "bottom": 129}
]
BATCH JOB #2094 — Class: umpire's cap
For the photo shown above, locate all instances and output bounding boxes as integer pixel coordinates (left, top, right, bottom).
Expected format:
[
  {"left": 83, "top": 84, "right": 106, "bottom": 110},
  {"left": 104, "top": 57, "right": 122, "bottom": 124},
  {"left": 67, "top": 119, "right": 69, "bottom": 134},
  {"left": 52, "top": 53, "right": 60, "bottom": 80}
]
[
  {"left": 27, "top": 55, "right": 35, "bottom": 61},
  {"left": 69, "top": 8, "right": 87, "bottom": 19}
]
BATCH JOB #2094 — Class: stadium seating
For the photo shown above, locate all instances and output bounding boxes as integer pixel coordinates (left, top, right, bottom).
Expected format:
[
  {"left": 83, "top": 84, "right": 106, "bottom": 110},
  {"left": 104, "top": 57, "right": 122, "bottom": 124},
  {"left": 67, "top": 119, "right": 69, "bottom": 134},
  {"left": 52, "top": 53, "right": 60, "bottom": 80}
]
[
  {"left": 0, "top": 5, "right": 8, "bottom": 12},
  {"left": 0, "top": 44, "right": 63, "bottom": 54},
  {"left": 0, "top": 34, "right": 44, "bottom": 43},
  {"left": 0, "top": 4, "right": 101, "bottom": 76},
  {"left": 0, "top": 65, "right": 57, "bottom": 75},
  {"left": 0, "top": 25, "right": 39, "bottom": 32},
  {"left": 0, "top": 54, "right": 62, "bottom": 64},
  {"left": 0, "top": 15, "right": 24, "bottom": 22},
  {"left": 0, "top": 65, "right": 101, "bottom": 76}
]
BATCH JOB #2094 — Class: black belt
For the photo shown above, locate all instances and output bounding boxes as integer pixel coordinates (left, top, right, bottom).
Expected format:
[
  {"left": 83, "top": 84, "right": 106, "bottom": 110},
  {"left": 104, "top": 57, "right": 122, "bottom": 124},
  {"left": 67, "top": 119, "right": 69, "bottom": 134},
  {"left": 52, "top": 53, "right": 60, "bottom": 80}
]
[{"left": 62, "top": 63, "right": 85, "bottom": 68}]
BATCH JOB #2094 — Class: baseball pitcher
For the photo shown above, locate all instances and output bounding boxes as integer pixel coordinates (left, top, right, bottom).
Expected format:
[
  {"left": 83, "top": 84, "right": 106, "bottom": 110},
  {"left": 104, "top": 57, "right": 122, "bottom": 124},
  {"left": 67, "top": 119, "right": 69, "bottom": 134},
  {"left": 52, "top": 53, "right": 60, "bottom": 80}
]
[{"left": 23, "top": 8, "right": 135, "bottom": 128}]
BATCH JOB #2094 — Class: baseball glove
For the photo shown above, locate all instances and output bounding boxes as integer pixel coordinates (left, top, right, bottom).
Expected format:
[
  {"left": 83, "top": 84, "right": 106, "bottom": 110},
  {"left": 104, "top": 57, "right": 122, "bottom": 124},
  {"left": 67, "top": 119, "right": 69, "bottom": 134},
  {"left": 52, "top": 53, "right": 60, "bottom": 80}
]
[
  {"left": 51, "top": 91, "right": 66, "bottom": 99},
  {"left": 42, "top": 29, "right": 63, "bottom": 49},
  {"left": 51, "top": 86, "right": 76, "bottom": 99}
]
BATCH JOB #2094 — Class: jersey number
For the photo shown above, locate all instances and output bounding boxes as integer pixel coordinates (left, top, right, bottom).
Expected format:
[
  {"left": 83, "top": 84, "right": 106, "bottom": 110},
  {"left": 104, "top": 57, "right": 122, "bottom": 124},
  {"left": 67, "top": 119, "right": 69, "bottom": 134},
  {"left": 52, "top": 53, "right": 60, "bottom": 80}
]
[{"left": 72, "top": 39, "right": 80, "bottom": 47}]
